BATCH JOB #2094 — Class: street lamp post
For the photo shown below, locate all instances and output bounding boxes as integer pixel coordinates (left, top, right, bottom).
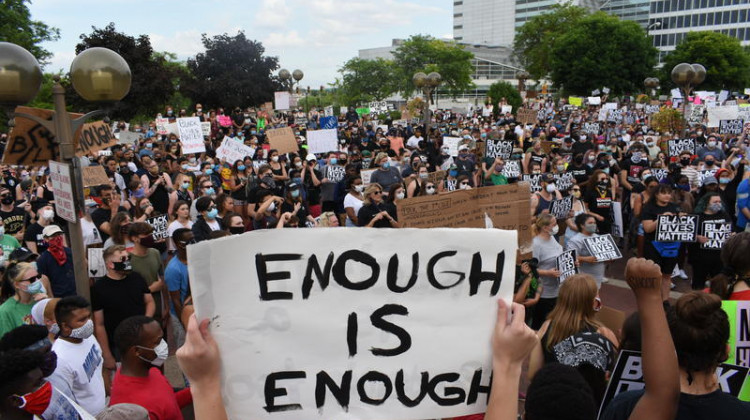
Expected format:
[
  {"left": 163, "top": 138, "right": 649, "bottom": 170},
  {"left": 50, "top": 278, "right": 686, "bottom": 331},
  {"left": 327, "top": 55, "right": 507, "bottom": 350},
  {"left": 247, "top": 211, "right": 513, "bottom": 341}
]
[
  {"left": 412, "top": 71, "right": 442, "bottom": 138},
  {"left": 671, "top": 63, "right": 706, "bottom": 135},
  {"left": 516, "top": 70, "right": 530, "bottom": 97},
  {"left": 278, "top": 68, "right": 303, "bottom": 110},
  {"left": 0, "top": 42, "right": 131, "bottom": 300},
  {"left": 643, "top": 77, "right": 660, "bottom": 98}
]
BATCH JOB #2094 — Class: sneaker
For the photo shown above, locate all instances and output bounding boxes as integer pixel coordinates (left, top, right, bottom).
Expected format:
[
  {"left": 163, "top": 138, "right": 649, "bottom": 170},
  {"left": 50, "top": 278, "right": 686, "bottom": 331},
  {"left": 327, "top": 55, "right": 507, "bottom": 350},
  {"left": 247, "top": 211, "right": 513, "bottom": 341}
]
[
  {"left": 678, "top": 269, "right": 688, "bottom": 280},
  {"left": 671, "top": 265, "right": 680, "bottom": 278}
]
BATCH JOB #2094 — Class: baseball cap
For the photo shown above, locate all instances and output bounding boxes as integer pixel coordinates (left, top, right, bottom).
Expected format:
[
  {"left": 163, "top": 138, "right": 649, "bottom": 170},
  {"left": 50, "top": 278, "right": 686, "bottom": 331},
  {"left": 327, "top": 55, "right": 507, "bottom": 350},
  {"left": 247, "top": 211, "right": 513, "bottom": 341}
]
[
  {"left": 305, "top": 154, "right": 317, "bottom": 162},
  {"left": 42, "top": 225, "right": 63, "bottom": 238},
  {"left": 95, "top": 404, "right": 149, "bottom": 420},
  {"left": 9, "top": 247, "right": 36, "bottom": 262},
  {"left": 458, "top": 144, "right": 469, "bottom": 152},
  {"left": 703, "top": 176, "right": 718, "bottom": 185}
]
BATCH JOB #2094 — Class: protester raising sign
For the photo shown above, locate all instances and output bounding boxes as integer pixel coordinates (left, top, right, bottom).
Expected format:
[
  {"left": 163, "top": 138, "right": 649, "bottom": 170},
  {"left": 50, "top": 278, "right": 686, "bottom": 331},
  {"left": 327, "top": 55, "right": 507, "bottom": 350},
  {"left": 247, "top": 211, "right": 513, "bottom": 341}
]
[
  {"left": 502, "top": 160, "right": 521, "bottom": 179},
  {"left": 548, "top": 195, "right": 573, "bottom": 220},
  {"left": 215, "top": 139, "right": 255, "bottom": 165},
  {"left": 484, "top": 139, "right": 514, "bottom": 160},
  {"left": 721, "top": 301, "right": 750, "bottom": 370},
  {"left": 145, "top": 214, "right": 169, "bottom": 241},
  {"left": 582, "top": 122, "right": 601, "bottom": 135},
  {"left": 187, "top": 228, "right": 517, "bottom": 420},
  {"left": 719, "top": 119, "right": 744, "bottom": 135},
  {"left": 583, "top": 234, "right": 622, "bottom": 262},
  {"left": 442, "top": 137, "right": 461, "bottom": 156},
  {"left": 556, "top": 250, "right": 578, "bottom": 282},
  {"left": 700, "top": 220, "right": 732, "bottom": 250},
  {"left": 522, "top": 174, "right": 542, "bottom": 192},
  {"left": 667, "top": 138, "right": 696, "bottom": 157},
  {"left": 307, "top": 129, "right": 339, "bottom": 154},
  {"left": 655, "top": 214, "right": 698, "bottom": 242},
  {"left": 598, "top": 350, "right": 750, "bottom": 417},
  {"left": 177, "top": 117, "right": 206, "bottom": 154},
  {"left": 265, "top": 127, "right": 298, "bottom": 155}
]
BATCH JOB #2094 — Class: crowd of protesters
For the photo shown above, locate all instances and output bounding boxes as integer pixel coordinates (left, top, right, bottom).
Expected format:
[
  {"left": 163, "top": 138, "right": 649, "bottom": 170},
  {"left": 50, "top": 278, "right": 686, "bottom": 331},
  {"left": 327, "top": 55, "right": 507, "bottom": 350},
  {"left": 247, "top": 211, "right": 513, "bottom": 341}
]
[{"left": 0, "top": 95, "right": 749, "bottom": 419}]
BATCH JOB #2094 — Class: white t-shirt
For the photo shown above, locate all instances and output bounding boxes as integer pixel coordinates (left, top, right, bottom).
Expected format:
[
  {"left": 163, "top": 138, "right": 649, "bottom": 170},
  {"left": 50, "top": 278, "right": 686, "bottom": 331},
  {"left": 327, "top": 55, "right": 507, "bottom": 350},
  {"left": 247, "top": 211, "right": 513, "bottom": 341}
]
[
  {"left": 206, "top": 219, "right": 221, "bottom": 231},
  {"left": 49, "top": 336, "right": 106, "bottom": 415},
  {"left": 167, "top": 219, "right": 193, "bottom": 251},
  {"left": 80, "top": 217, "right": 102, "bottom": 247},
  {"left": 406, "top": 135, "right": 423, "bottom": 149},
  {"left": 343, "top": 193, "right": 364, "bottom": 227}
]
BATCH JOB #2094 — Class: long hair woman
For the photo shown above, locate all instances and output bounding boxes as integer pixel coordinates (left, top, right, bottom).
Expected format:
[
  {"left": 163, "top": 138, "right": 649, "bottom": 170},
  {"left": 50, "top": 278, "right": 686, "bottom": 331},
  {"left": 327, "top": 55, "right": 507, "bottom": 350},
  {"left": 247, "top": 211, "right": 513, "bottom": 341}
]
[
  {"left": 708, "top": 232, "right": 750, "bottom": 300},
  {"left": 530, "top": 213, "right": 564, "bottom": 330}
]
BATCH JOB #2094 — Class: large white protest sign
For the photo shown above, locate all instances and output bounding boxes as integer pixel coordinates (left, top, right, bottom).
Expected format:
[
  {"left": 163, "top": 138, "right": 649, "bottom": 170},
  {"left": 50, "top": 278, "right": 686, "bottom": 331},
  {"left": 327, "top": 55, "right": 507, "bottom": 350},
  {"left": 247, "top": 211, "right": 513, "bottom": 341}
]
[
  {"left": 307, "top": 129, "right": 339, "bottom": 154},
  {"left": 118, "top": 131, "right": 140, "bottom": 145},
  {"left": 188, "top": 228, "right": 517, "bottom": 420},
  {"left": 275, "top": 91, "right": 291, "bottom": 110},
  {"left": 177, "top": 117, "right": 206, "bottom": 154},
  {"left": 707, "top": 105, "right": 739, "bottom": 127},
  {"left": 216, "top": 139, "right": 256, "bottom": 164},
  {"left": 442, "top": 137, "right": 461, "bottom": 156}
]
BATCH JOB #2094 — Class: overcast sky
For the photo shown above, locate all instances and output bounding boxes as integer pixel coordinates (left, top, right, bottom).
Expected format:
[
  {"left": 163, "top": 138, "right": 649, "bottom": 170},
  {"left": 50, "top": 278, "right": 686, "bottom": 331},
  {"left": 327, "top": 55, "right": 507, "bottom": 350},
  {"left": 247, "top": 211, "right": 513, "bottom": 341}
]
[{"left": 29, "top": 0, "right": 453, "bottom": 88}]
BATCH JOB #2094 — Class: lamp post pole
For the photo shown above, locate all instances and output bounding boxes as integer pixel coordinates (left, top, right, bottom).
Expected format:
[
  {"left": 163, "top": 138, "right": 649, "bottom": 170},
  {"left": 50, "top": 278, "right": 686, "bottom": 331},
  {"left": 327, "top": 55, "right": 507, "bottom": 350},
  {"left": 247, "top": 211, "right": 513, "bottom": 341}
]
[
  {"left": 670, "top": 63, "right": 706, "bottom": 136},
  {"left": 0, "top": 43, "right": 131, "bottom": 300},
  {"left": 643, "top": 77, "right": 659, "bottom": 98},
  {"left": 413, "top": 71, "right": 442, "bottom": 140}
]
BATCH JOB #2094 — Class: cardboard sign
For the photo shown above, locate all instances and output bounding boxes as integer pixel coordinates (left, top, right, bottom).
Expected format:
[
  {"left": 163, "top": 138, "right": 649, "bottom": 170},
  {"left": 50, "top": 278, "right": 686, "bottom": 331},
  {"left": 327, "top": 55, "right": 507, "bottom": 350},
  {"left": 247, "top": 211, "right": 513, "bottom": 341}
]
[
  {"left": 556, "top": 250, "right": 577, "bottom": 282},
  {"left": 583, "top": 234, "right": 622, "bottom": 262},
  {"left": 177, "top": 117, "right": 206, "bottom": 154},
  {"left": 502, "top": 160, "right": 521, "bottom": 179},
  {"left": 307, "top": 129, "right": 339, "bottom": 154},
  {"left": 667, "top": 138, "right": 695, "bottom": 157},
  {"left": 517, "top": 108, "right": 538, "bottom": 125},
  {"left": 48, "top": 161, "right": 76, "bottom": 223},
  {"left": 722, "top": 301, "right": 750, "bottom": 371},
  {"left": 266, "top": 127, "right": 299, "bottom": 155},
  {"left": 82, "top": 165, "right": 111, "bottom": 187},
  {"left": 146, "top": 214, "right": 169, "bottom": 241},
  {"left": 397, "top": 183, "right": 532, "bottom": 253},
  {"left": 425, "top": 170, "right": 446, "bottom": 185},
  {"left": 598, "top": 350, "right": 750, "bottom": 417},
  {"left": 4, "top": 107, "right": 65, "bottom": 165},
  {"left": 442, "top": 137, "right": 461, "bottom": 156},
  {"left": 548, "top": 195, "right": 573, "bottom": 220},
  {"left": 484, "top": 139, "right": 514, "bottom": 159},
  {"left": 155, "top": 117, "right": 169, "bottom": 135},
  {"left": 656, "top": 214, "right": 698, "bottom": 242},
  {"left": 216, "top": 139, "right": 256, "bottom": 164},
  {"left": 117, "top": 131, "right": 140, "bottom": 145},
  {"left": 74, "top": 120, "right": 117, "bottom": 157},
  {"left": 187, "top": 228, "right": 517, "bottom": 420},
  {"left": 582, "top": 122, "right": 600, "bottom": 135},
  {"left": 720, "top": 119, "right": 744, "bottom": 135},
  {"left": 87, "top": 248, "right": 106, "bottom": 278},
  {"left": 701, "top": 220, "right": 732, "bottom": 250},
  {"left": 263, "top": 102, "right": 275, "bottom": 114}
]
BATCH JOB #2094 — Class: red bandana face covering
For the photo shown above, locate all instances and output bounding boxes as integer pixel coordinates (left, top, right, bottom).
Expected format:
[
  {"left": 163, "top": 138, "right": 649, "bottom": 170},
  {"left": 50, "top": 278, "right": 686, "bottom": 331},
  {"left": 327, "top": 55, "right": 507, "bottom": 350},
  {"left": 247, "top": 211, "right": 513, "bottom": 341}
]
[
  {"left": 47, "top": 235, "right": 67, "bottom": 266},
  {"left": 15, "top": 381, "right": 52, "bottom": 415}
]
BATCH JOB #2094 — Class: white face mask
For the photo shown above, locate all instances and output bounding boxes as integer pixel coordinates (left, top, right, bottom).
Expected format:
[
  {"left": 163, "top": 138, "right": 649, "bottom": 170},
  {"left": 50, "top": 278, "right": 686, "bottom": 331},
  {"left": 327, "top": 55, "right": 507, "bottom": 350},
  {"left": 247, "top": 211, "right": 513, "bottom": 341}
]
[
  {"left": 137, "top": 339, "right": 169, "bottom": 367},
  {"left": 271, "top": 156, "right": 279, "bottom": 163},
  {"left": 354, "top": 184, "right": 364, "bottom": 193},
  {"left": 550, "top": 224, "right": 559, "bottom": 235},
  {"left": 41, "top": 209, "right": 55, "bottom": 220},
  {"left": 67, "top": 319, "right": 94, "bottom": 340},
  {"left": 268, "top": 202, "right": 276, "bottom": 212},
  {"left": 546, "top": 184, "right": 556, "bottom": 193},
  {"left": 395, "top": 192, "right": 405, "bottom": 200}
]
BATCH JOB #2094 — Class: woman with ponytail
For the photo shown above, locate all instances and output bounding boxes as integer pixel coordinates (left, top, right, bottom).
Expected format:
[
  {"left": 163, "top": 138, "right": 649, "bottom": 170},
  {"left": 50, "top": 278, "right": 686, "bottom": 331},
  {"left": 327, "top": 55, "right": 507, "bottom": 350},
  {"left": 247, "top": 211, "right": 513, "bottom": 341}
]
[{"left": 708, "top": 232, "right": 750, "bottom": 300}]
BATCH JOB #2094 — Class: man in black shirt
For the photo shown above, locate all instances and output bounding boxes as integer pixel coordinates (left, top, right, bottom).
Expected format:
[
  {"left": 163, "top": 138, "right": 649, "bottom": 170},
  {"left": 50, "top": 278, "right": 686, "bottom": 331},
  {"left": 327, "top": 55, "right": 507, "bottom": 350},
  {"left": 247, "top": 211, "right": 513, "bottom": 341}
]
[
  {"left": 0, "top": 186, "right": 29, "bottom": 242},
  {"left": 91, "top": 185, "right": 126, "bottom": 244},
  {"left": 572, "top": 132, "right": 594, "bottom": 157},
  {"left": 93, "top": 245, "right": 154, "bottom": 370}
]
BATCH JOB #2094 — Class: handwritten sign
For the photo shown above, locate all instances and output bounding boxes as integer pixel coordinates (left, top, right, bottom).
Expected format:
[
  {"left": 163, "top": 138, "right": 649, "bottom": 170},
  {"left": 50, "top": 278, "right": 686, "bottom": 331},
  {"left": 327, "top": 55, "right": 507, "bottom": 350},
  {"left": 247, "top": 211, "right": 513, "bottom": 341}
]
[
  {"left": 266, "top": 127, "right": 299, "bottom": 154},
  {"left": 556, "top": 250, "right": 578, "bottom": 282},
  {"left": 155, "top": 117, "right": 169, "bottom": 135},
  {"left": 485, "top": 139, "right": 514, "bottom": 160},
  {"left": 701, "top": 220, "right": 732, "bottom": 250},
  {"left": 719, "top": 119, "right": 744, "bottom": 135},
  {"left": 397, "top": 183, "right": 532, "bottom": 253},
  {"left": 146, "top": 214, "right": 169, "bottom": 241},
  {"left": 82, "top": 165, "right": 111, "bottom": 187},
  {"left": 656, "top": 214, "right": 698, "bottom": 242},
  {"left": 442, "top": 137, "right": 461, "bottom": 156},
  {"left": 216, "top": 139, "right": 255, "bottom": 164},
  {"left": 517, "top": 109, "right": 538, "bottom": 125},
  {"left": 73, "top": 121, "right": 117, "bottom": 157},
  {"left": 667, "top": 138, "right": 695, "bottom": 157},
  {"left": 307, "top": 129, "right": 339, "bottom": 154},
  {"left": 187, "top": 228, "right": 517, "bottom": 420},
  {"left": 48, "top": 161, "right": 76, "bottom": 223},
  {"left": 201, "top": 122, "right": 211, "bottom": 137},
  {"left": 275, "top": 91, "right": 291, "bottom": 110},
  {"left": 177, "top": 117, "right": 206, "bottom": 154},
  {"left": 360, "top": 169, "right": 376, "bottom": 185},
  {"left": 87, "top": 248, "right": 106, "bottom": 278},
  {"left": 117, "top": 131, "right": 140, "bottom": 145},
  {"left": 583, "top": 234, "right": 622, "bottom": 262},
  {"left": 548, "top": 195, "right": 573, "bottom": 220},
  {"left": 4, "top": 107, "right": 64, "bottom": 165}
]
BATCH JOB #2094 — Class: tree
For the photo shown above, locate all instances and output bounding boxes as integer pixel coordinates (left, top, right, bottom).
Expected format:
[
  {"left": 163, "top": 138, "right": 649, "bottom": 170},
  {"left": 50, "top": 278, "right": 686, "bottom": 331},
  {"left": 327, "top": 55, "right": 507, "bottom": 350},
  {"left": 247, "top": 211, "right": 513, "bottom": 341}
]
[
  {"left": 183, "top": 32, "right": 280, "bottom": 109},
  {"left": 391, "top": 35, "right": 475, "bottom": 97},
  {"left": 660, "top": 31, "right": 750, "bottom": 92},
  {"left": 487, "top": 81, "right": 523, "bottom": 117},
  {"left": 69, "top": 23, "right": 179, "bottom": 120},
  {"left": 337, "top": 57, "right": 397, "bottom": 104},
  {"left": 513, "top": 3, "right": 588, "bottom": 80},
  {"left": 0, "top": 0, "right": 60, "bottom": 65},
  {"left": 549, "top": 12, "right": 657, "bottom": 95}
]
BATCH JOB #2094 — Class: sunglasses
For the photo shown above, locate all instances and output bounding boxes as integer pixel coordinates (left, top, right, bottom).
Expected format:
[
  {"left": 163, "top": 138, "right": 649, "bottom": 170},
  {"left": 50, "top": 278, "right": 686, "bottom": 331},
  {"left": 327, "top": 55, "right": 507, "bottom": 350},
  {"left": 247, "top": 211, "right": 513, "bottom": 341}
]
[
  {"left": 460, "top": 182, "right": 469, "bottom": 186},
  {"left": 21, "top": 274, "right": 42, "bottom": 283},
  {"left": 372, "top": 191, "right": 382, "bottom": 195}
]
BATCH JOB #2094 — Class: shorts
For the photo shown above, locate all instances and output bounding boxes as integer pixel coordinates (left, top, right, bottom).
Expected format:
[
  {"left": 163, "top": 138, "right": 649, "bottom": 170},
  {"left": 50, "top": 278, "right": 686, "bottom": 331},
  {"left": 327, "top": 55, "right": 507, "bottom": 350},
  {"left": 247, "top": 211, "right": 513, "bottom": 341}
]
[{"left": 644, "top": 240, "right": 678, "bottom": 275}]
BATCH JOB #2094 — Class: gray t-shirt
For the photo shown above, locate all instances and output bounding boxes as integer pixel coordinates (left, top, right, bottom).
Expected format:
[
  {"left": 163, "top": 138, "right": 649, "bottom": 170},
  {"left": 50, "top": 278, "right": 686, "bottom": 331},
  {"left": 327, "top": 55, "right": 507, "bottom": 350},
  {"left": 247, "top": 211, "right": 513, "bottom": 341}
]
[
  {"left": 533, "top": 235, "right": 563, "bottom": 299},
  {"left": 566, "top": 232, "right": 606, "bottom": 288},
  {"left": 370, "top": 167, "right": 403, "bottom": 193}
]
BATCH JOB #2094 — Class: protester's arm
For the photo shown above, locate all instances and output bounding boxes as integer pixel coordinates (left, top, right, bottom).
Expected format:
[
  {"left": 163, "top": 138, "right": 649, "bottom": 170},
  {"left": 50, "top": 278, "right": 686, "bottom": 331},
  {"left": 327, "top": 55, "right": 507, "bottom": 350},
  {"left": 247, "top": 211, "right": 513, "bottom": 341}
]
[
  {"left": 619, "top": 169, "right": 632, "bottom": 191},
  {"left": 485, "top": 301, "right": 538, "bottom": 420},
  {"left": 625, "top": 258, "right": 679, "bottom": 420},
  {"left": 177, "top": 315, "right": 228, "bottom": 420},
  {"left": 93, "top": 309, "right": 116, "bottom": 370},
  {"left": 527, "top": 320, "right": 549, "bottom": 381},
  {"left": 513, "top": 275, "right": 531, "bottom": 304},
  {"left": 144, "top": 293, "right": 155, "bottom": 317}
]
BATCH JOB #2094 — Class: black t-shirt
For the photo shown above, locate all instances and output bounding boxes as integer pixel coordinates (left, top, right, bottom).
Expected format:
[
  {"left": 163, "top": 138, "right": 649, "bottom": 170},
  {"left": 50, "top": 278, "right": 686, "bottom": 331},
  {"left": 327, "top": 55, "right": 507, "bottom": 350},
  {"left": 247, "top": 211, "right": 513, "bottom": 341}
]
[
  {"left": 281, "top": 200, "right": 310, "bottom": 227},
  {"left": 357, "top": 202, "right": 397, "bottom": 228},
  {"left": 568, "top": 163, "right": 592, "bottom": 185},
  {"left": 0, "top": 206, "right": 27, "bottom": 236},
  {"left": 572, "top": 140, "right": 594, "bottom": 156},
  {"left": 619, "top": 158, "right": 649, "bottom": 187},
  {"left": 641, "top": 201, "right": 680, "bottom": 242},
  {"left": 23, "top": 222, "right": 47, "bottom": 253},
  {"left": 601, "top": 389, "right": 750, "bottom": 420},
  {"left": 91, "top": 206, "right": 125, "bottom": 243},
  {"left": 92, "top": 273, "right": 149, "bottom": 348}
]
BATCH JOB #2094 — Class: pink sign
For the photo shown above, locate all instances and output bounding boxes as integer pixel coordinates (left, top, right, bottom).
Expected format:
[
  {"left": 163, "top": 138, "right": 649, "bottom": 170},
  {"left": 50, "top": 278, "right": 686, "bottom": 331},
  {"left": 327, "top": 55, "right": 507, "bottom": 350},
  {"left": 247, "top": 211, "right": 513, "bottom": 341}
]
[{"left": 218, "top": 115, "right": 232, "bottom": 127}]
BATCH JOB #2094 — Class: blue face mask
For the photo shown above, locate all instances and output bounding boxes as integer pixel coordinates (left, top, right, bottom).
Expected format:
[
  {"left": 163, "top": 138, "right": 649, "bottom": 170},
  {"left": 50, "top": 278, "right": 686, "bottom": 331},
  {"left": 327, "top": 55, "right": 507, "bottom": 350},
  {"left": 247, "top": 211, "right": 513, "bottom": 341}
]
[
  {"left": 238, "top": 165, "right": 246, "bottom": 171},
  {"left": 449, "top": 170, "right": 458, "bottom": 177},
  {"left": 206, "top": 208, "right": 218, "bottom": 219},
  {"left": 292, "top": 177, "right": 302, "bottom": 184},
  {"left": 329, "top": 158, "right": 338, "bottom": 165},
  {"left": 205, "top": 169, "right": 213, "bottom": 175},
  {"left": 205, "top": 187, "right": 215, "bottom": 196},
  {"left": 382, "top": 161, "right": 390, "bottom": 169},
  {"left": 481, "top": 133, "right": 487, "bottom": 139},
  {"left": 214, "top": 165, "right": 221, "bottom": 171},
  {"left": 181, "top": 164, "right": 189, "bottom": 171},
  {"left": 291, "top": 190, "right": 300, "bottom": 198}
]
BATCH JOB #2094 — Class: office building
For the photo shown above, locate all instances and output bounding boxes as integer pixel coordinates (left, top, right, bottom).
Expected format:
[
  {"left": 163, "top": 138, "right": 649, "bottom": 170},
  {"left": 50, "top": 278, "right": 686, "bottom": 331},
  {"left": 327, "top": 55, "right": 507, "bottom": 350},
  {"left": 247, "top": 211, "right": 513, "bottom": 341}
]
[{"left": 453, "top": 0, "right": 517, "bottom": 46}]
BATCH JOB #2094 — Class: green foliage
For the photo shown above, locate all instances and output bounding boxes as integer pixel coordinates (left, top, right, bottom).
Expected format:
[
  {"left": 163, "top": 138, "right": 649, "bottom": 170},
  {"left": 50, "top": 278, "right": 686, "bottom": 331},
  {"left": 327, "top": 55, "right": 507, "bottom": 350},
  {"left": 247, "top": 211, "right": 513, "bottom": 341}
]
[
  {"left": 549, "top": 12, "right": 657, "bottom": 95},
  {"left": 0, "top": 0, "right": 60, "bottom": 65},
  {"left": 297, "top": 90, "right": 339, "bottom": 110},
  {"left": 68, "top": 23, "right": 180, "bottom": 120},
  {"left": 183, "top": 32, "right": 280, "bottom": 109},
  {"left": 487, "top": 81, "right": 522, "bottom": 116},
  {"left": 337, "top": 57, "right": 397, "bottom": 104},
  {"left": 513, "top": 3, "right": 589, "bottom": 80},
  {"left": 650, "top": 108, "right": 684, "bottom": 134},
  {"left": 391, "top": 35, "right": 475, "bottom": 97},
  {"left": 660, "top": 31, "right": 750, "bottom": 91}
]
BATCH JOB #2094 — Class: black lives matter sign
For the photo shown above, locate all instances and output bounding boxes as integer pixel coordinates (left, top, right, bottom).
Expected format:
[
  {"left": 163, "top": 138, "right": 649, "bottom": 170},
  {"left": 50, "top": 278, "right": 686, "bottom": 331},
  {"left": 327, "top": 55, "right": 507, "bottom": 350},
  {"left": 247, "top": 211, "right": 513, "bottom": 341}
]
[
  {"left": 655, "top": 214, "right": 698, "bottom": 242},
  {"left": 667, "top": 138, "right": 695, "bottom": 157},
  {"left": 719, "top": 119, "right": 744, "bottom": 135},
  {"left": 146, "top": 214, "right": 169, "bottom": 241},
  {"left": 484, "top": 139, "right": 514, "bottom": 160},
  {"left": 701, "top": 220, "right": 732, "bottom": 250},
  {"left": 583, "top": 234, "right": 622, "bottom": 262},
  {"left": 556, "top": 250, "right": 578, "bottom": 282},
  {"left": 548, "top": 195, "right": 573, "bottom": 220}
]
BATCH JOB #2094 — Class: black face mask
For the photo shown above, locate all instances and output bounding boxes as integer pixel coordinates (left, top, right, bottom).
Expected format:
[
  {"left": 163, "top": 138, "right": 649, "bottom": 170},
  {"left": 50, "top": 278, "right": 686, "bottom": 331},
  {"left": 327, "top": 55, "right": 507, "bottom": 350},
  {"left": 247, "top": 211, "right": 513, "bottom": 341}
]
[
  {"left": 113, "top": 260, "right": 132, "bottom": 272},
  {"left": 680, "top": 158, "right": 691, "bottom": 166},
  {"left": 1, "top": 196, "right": 13, "bottom": 205},
  {"left": 229, "top": 226, "right": 245, "bottom": 235}
]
